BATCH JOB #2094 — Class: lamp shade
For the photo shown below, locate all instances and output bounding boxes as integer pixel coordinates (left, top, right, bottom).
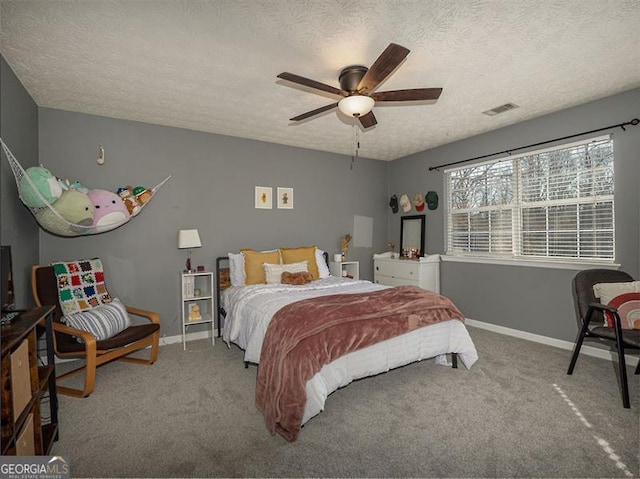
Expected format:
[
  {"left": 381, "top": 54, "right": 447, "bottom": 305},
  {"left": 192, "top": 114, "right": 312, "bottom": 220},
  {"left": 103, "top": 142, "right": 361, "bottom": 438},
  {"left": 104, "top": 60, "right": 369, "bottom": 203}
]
[
  {"left": 338, "top": 95, "right": 375, "bottom": 117},
  {"left": 178, "top": 229, "right": 202, "bottom": 249}
]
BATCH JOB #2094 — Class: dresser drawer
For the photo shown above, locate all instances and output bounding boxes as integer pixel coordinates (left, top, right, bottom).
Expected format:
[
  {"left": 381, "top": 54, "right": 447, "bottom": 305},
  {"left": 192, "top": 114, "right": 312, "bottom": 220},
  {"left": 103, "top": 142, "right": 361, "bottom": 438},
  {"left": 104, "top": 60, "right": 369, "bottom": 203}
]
[
  {"left": 11, "top": 339, "right": 32, "bottom": 421},
  {"left": 375, "top": 274, "right": 419, "bottom": 288},
  {"left": 15, "top": 412, "right": 35, "bottom": 456},
  {"left": 374, "top": 260, "right": 419, "bottom": 280}
]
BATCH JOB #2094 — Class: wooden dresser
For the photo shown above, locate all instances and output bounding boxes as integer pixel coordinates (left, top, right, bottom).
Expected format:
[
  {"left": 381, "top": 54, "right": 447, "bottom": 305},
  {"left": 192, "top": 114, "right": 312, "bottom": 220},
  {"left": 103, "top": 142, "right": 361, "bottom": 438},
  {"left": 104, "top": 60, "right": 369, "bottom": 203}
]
[
  {"left": 1, "top": 306, "right": 59, "bottom": 455},
  {"left": 373, "top": 255, "right": 440, "bottom": 293}
]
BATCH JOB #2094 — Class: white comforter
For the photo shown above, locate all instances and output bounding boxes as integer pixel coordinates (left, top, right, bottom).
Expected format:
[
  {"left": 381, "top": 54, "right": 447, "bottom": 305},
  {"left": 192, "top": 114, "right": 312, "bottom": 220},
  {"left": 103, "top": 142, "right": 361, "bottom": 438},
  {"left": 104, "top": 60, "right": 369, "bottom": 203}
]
[
  {"left": 223, "top": 277, "right": 387, "bottom": 362},
  {"left": 221, "top": 277, "right": 478, "bottom": 424}
]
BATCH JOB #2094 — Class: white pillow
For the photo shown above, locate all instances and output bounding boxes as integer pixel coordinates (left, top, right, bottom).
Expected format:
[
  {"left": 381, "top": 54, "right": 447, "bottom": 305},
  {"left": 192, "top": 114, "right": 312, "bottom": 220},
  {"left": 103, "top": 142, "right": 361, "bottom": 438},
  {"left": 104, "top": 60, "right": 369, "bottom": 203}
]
[
  {"left": 593, "top": 281, "right": 640, "bottom": 304},
  {"left": 264, "top": 261, "right": 309, "bottom": 284},
  {"left": 228, "top": 253, "right": 245, "bottom": 287},
  {"left": 316, "top": 249, "right": 330, "bottom": 279}
]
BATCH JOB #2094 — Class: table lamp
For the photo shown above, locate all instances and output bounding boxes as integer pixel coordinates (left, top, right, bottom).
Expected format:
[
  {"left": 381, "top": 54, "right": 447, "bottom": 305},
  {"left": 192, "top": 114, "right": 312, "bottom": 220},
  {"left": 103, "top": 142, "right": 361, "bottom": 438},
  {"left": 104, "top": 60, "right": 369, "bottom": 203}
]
[{"left": 178, "top": 229, "right": 202, "bottom": 272}]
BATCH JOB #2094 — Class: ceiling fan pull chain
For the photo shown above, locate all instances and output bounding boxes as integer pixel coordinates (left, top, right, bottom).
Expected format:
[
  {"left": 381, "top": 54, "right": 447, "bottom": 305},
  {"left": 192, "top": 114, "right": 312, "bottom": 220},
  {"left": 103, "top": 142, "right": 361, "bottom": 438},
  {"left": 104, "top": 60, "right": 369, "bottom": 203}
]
[
  {"left": 349, "top": 123, "right": 363, "bottom": 170},
  {"left": 350, "top": 123, "right": 356, "bottom": 170}
]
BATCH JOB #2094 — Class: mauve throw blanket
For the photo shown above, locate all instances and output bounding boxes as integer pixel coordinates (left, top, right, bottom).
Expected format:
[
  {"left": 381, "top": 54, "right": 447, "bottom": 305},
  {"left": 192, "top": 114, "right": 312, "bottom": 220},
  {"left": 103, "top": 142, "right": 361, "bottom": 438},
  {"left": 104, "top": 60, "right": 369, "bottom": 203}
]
[{"left": 255, "top": 285, "right": 465, "bottom": 441}]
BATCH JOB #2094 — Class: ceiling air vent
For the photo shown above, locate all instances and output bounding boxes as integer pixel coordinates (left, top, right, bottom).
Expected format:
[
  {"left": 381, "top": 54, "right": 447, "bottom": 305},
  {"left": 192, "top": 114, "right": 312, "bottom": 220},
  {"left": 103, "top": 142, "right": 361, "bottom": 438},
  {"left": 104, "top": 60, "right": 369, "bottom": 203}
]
[{"left": 482, "top": 103, "right": 520, "bottom": 116}]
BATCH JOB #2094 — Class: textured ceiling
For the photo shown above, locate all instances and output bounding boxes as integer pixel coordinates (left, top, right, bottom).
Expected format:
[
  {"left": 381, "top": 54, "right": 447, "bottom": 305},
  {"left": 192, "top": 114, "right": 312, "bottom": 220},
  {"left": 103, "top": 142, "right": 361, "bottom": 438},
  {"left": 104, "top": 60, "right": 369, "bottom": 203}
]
[{"left": 1, "top": 0, "right": 639, "bottom": 161}]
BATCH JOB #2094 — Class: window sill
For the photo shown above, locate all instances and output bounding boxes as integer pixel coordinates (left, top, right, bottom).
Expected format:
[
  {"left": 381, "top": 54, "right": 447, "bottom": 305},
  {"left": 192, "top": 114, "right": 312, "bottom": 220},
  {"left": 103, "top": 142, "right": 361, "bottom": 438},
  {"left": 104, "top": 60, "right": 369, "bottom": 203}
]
[{"left": 441, "top": 255, "right": 620, "bottom": 271}]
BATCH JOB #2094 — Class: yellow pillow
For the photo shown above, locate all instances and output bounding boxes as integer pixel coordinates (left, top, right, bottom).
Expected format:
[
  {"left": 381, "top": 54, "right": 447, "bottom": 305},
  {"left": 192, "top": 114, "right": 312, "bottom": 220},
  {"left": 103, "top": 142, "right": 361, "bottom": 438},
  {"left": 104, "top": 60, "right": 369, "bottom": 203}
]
[
  {"left": 242, "top": 250, "right": 281, "bottom": 285},
  {"left": 279, "top": 246, "right": 319, "bottom": 279}
]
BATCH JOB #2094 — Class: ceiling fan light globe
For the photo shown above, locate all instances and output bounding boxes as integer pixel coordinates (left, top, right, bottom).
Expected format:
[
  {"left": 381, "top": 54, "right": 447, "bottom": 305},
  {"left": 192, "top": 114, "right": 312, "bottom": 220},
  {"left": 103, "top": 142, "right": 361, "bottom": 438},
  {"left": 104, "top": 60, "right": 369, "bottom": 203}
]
[{"left": 338, "top": 95, "right": 374, "bottom": 118}]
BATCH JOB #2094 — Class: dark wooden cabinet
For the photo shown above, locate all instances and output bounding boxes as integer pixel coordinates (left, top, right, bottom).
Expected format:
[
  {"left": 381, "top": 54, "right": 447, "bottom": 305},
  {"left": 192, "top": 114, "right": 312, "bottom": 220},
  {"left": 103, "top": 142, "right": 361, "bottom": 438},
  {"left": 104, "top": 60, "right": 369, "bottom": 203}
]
[{"left": 1, "top": 306, "right": 59, "bottom": 455}]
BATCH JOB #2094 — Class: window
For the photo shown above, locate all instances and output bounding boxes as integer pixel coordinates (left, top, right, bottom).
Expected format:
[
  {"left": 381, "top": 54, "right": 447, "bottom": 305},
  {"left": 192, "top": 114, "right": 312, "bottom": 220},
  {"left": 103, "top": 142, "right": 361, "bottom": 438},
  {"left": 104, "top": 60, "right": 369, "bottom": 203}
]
[{"left": 445, "top": 135, "right": 614, "bottom": 262}]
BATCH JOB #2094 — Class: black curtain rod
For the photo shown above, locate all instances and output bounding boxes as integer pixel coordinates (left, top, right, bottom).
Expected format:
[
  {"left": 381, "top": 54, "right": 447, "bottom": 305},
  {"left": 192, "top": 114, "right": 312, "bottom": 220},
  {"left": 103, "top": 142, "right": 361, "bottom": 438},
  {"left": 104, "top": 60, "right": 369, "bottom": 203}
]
[{"left": 428, "top": 117, "right": 640, "bottom": 171}]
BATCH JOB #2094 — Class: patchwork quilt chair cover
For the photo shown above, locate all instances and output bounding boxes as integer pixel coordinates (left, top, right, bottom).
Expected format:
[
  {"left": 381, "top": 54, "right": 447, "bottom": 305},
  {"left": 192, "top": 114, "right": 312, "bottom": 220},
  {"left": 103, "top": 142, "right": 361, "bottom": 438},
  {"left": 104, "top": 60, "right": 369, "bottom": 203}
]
[
  {"left": 31, "top": 261, "right": 160, "bottom": 397},
  {"left": 567, "top": 269, "right": 640, "bottom": 408}
]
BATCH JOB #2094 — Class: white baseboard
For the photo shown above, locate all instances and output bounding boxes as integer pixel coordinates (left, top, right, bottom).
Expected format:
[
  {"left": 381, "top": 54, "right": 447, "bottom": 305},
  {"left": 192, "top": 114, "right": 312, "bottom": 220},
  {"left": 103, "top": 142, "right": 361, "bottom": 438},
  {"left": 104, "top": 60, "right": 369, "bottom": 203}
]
[
  {"left": 159, "top": 329, "right": 218, "bottom": 346},
  {"left": 53, "top": 323, "right": 637, "bottom": 368},
  {"left": 465, "top": 318, "right": 639, "bottom": 367}
]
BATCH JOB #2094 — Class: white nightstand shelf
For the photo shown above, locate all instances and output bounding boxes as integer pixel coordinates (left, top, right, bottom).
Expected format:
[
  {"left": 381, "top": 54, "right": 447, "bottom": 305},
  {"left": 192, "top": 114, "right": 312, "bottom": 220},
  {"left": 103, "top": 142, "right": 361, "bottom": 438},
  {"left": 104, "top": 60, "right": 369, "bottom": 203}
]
[
  {"left": 180, "top": 271, "right": 215, "bottom": 350},
  {"left": 329, "top": 261, "right": 359, "bottom": 280}
]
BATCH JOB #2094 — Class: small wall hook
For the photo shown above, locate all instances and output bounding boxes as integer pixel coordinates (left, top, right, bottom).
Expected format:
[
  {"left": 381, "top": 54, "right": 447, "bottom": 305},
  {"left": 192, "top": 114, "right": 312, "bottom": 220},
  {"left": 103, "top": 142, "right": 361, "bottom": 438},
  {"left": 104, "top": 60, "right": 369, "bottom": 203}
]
[{"left": 97, "top": 145, "right": 105, "bottom": 165}]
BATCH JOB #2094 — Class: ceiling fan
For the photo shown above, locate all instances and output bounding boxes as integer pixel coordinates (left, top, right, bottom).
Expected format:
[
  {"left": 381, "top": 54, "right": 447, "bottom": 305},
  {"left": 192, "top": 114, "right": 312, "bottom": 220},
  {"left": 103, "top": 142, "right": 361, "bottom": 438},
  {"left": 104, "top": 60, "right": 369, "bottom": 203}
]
[{"left": 277, "top": 43, "right": 442, "bottom": 129}]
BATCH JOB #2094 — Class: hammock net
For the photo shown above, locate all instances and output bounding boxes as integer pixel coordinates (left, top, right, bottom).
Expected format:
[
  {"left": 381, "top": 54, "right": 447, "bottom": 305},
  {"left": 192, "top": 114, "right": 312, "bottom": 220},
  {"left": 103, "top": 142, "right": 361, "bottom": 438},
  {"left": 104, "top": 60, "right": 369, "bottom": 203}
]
[{"left": 1, "top": 139, "right": 171, "bottom": 237}]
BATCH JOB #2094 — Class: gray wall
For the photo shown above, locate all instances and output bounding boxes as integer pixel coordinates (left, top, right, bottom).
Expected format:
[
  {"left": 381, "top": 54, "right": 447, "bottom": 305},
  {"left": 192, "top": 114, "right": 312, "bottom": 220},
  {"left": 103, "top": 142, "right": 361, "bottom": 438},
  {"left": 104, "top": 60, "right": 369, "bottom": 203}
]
[
  {"left": 0, "top": 56, "right": 40, "bottom": 309},
  {"left": 388, "top": 88, "right": 640, "bottom": 342},
  {"left": 37, "top": 108, "right": 388, "bottom": 338},
  {"left": 5, "top": 59, "right": 637, "bottom": 345}
]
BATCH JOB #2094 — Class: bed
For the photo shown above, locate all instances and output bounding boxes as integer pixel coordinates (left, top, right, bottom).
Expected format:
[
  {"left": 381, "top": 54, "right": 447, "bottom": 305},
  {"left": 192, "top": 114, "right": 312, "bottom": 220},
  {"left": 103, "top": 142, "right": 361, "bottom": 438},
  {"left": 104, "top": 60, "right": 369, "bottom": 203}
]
[{"left": 215, "top": 252, "right": 478, "bottom": 441}]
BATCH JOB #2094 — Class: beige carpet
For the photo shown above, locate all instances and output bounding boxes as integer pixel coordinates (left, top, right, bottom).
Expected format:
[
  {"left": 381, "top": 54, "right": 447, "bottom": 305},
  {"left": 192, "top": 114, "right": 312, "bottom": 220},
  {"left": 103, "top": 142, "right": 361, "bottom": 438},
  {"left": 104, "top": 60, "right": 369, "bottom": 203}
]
[{"left": 51, "top": 326, "right": 639, "bottom": 478}]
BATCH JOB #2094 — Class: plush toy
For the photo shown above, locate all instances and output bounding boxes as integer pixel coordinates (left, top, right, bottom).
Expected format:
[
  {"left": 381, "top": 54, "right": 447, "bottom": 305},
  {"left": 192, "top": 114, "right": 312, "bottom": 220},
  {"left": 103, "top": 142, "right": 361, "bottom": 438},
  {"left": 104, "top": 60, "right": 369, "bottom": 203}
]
[
  {"left": 35, "top": 189, "right": 95, "bottom": 236},
  {"left": 19, "top": 166, "right": 63, "bottom": 208},
  {"left": 68, "top": 180, "right": 89, "bottom": 194},
  {"left": 87, "top": 189, "right": 131, "bottom": 233},
  {"left": 57, "top": 177, "right": 71, "bottom": 191},
  {"left": 116, "top": 186, "right": 141, "bottom": 216},
  {"left": 188, "top": 303, "right": 202, "bottom": 321},
  {"left": 132, "top": 186, "right": 152, "bottom": 205},
  {"left": 281, "top": 271, "right": 313, "bottom": 285},
  {"left": 57, "top": 178, "right": 89, "bottom": 194}
]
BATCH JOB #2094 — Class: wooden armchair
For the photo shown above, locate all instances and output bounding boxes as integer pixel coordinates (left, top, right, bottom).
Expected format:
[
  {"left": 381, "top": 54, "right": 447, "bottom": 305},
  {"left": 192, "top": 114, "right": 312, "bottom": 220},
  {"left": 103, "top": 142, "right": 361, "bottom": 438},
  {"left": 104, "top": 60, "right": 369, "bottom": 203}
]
[{"left": 31, "top": 265, "right": 160, "bottom": 398}]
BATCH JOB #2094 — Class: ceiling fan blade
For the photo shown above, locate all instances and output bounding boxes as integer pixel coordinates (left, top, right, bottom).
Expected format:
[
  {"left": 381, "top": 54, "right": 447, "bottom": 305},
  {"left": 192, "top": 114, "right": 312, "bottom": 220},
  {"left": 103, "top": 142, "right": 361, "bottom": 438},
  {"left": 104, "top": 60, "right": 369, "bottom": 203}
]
[
  {"left": 357, "top": 43, "right": 410, "bottom": 94},
  {"left": 372, "top": 88, "right": 443, "bottom": 102},
  {"left": 358, "top": 111, "right": 377, "bottom": 129},
  {"left": 290, "top": 102, "right": 339, "bottom": 121},
  {"left": 278, "top": 72, "right": 347, "bottom": 97}
]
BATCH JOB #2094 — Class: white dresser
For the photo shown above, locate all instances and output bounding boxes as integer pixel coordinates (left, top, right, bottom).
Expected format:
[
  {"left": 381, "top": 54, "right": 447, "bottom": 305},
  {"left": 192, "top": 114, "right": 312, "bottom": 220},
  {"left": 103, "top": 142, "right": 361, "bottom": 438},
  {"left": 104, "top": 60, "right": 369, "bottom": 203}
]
[{"left": 373, "top": 255, "right": 440, "bottom": 293}]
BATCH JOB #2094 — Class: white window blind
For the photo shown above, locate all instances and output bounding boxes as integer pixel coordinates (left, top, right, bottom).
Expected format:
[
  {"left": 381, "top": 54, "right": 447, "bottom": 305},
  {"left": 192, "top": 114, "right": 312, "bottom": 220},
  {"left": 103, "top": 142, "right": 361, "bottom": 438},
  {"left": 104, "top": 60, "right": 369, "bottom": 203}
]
[{"left": 445, "top": 135, "right": 614, "bottom": 262}]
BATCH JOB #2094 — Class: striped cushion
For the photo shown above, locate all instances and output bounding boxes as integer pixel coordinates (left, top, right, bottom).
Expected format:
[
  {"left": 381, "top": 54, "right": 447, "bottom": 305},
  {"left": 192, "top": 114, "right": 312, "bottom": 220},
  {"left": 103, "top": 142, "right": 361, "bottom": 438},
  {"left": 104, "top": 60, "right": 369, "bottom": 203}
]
[{"left": 62, "top": 297, "right": 131, "bottom": 341}]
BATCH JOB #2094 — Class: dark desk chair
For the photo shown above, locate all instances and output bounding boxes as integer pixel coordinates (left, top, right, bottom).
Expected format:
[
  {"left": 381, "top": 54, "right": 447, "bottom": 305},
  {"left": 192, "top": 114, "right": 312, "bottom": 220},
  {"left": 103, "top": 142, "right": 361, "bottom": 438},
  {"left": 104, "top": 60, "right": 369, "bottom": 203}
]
[
  {"left": 567, "top": 269, "right": 640, "bottom": 408},
  {"left": 31, "top": 264, "right": 160, "bottom": 397}
]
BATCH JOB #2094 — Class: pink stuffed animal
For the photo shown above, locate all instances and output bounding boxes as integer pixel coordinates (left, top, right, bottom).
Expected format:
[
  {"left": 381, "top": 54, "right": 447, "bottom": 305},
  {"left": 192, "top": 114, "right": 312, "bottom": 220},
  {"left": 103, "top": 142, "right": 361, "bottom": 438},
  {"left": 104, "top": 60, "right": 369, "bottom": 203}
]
[{"left": 87, "top": 189, "right": 130, "bottom": 232}]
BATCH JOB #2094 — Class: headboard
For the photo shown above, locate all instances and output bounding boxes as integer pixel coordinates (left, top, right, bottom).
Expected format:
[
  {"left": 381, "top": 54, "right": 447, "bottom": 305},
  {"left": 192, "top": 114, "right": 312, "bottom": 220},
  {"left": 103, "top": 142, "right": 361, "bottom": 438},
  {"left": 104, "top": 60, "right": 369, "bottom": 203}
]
[
  {"left": 215, "top": 256, "right": 230, "bottom": 338},
  {"left": 214, "top": 251, "right": 329, "bottom": 338}
]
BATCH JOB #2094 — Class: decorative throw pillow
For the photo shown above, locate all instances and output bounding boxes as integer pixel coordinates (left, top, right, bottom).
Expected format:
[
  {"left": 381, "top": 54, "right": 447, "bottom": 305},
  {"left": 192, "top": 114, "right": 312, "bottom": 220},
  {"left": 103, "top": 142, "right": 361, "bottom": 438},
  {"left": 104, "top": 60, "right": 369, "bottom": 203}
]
[
  {"left": 52, "top": 258, "right": 113, "bottom": 316},
  {"left": 242, "top": 249, "right": 281, "bottom": 285},
  {"left": 593, "top": 281, "right": 640, "bottom": 329},
  {"left": 228, "top": 252, "right": 245, "bottom": 287},
  {"left": 280, "top": 246, "right": 319, "bottom": 279},
  {"left": 218, "top": 267, "right": 231, "bottom": 290},
  {"left": 593, "top": 281, "right": 640, "bottom": 304},
  {"left": 605, "top": 293, "right": 640, "bottom": 329},
  {"left": 315, "top": 249, "right": 330, "bottom": 279},
  {"left": 264, "top": 261, "right": 309, "bottom": 284},
  {"left": 281, "top": 271, "right": 313, "bottom": 285},
  {"left": 62, "top": 297, "right": 131, "bottom": 341}
]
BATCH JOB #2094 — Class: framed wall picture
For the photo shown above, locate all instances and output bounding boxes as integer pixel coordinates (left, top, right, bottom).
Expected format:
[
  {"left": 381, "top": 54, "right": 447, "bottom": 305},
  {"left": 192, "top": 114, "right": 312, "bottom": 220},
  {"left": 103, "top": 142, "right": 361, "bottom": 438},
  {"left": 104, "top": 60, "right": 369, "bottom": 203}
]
[
  {"left": 255, "top": 186, "right": 272, "bottom": 209},
  {"left": 277, "top": 187, "right": 293, "bottom": 209}
]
